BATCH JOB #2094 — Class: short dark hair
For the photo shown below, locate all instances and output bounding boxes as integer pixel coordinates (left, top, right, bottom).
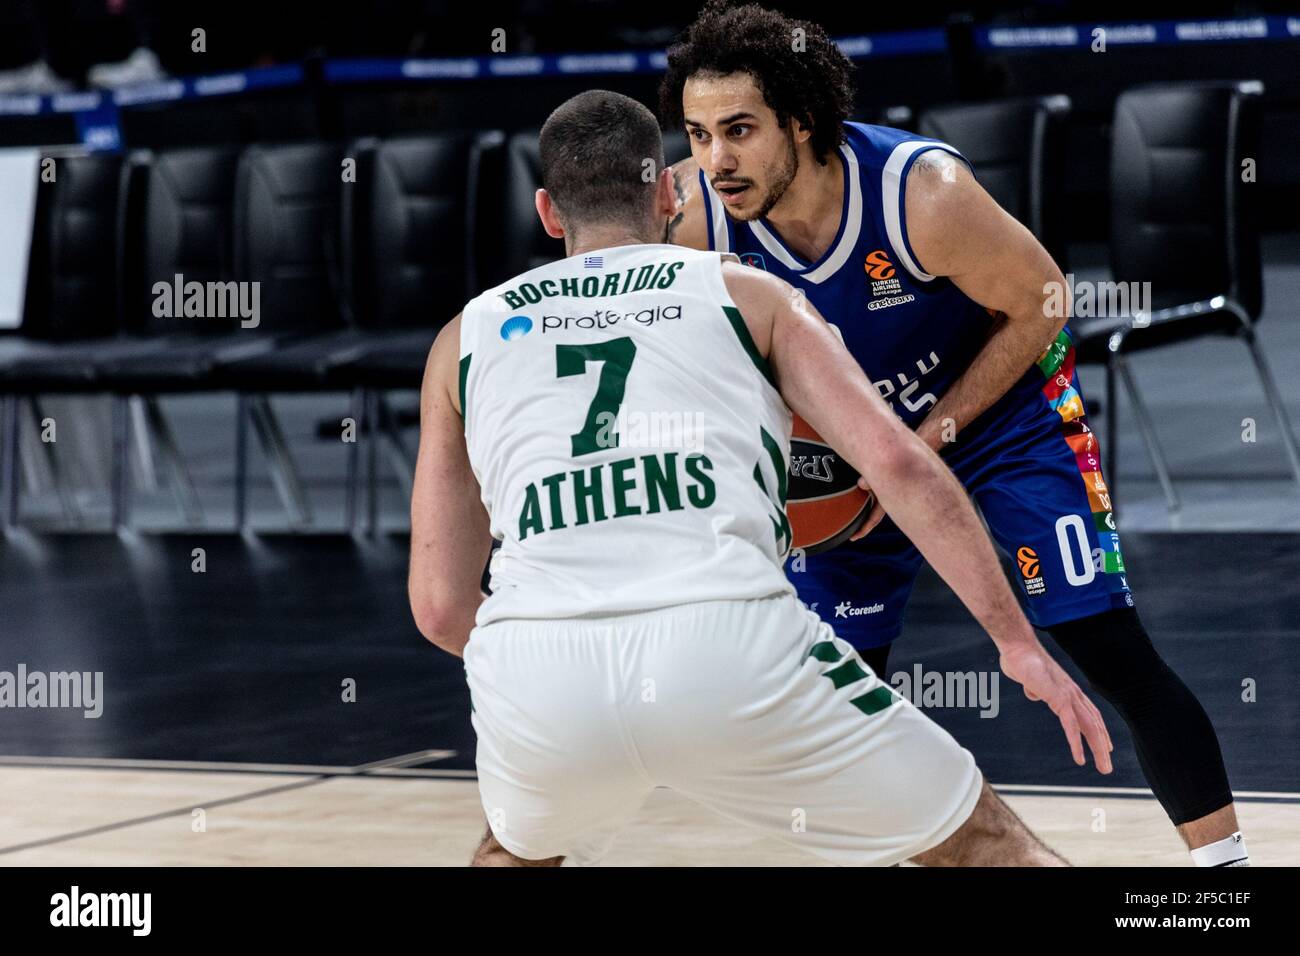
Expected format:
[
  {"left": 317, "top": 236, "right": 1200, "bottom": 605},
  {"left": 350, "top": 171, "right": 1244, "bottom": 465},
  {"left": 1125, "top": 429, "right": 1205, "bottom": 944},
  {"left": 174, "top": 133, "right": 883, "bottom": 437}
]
[
  {"left": 539, "top": 90, "right": 664, "bottom": 229},
  {"left": 658, "top": 0, "right": 855, "bottom": 165}
]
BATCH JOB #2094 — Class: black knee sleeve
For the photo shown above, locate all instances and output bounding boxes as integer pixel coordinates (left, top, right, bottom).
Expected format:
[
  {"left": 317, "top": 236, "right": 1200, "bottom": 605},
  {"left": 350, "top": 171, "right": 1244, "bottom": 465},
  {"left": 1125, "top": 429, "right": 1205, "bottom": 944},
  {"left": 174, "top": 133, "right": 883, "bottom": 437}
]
[{"left": 1047, "top": 608, "right": 1234, "bottom": 825}]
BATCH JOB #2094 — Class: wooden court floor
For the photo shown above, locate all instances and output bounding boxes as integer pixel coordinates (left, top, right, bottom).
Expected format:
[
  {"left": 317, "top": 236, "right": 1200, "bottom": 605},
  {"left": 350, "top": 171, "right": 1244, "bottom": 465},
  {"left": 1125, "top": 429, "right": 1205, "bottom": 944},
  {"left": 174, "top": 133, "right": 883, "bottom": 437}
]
[
  {"left": 2, "top": 533, "right": 1295, "bottom": 867},
  {"left": 1, "top": 761, "right": 1296, "bottom": 866}
]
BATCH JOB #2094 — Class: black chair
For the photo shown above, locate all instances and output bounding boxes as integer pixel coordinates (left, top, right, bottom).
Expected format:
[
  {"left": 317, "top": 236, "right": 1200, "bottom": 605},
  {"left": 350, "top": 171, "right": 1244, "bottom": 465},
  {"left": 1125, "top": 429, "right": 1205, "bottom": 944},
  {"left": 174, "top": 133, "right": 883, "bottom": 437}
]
[
  {"left": 341, "top": 131, "right": 503, "bottom": 384},
  {"left": 490, "top": 130, "right": 567, "bottom": 285},
  {"left": 0, "top": 151, "right": 135, "bottom": 528},
  {"left": 917, "top": 95, "right": 1072, "bottom": 271},
  {"left": 487, "top": 128, "right": 693, "bottom": 288},
  {"left": 1072, "top": 80, "right": 1298, "bottom": 511},
  {"left": 337, "top": 130, "right": 504, "bottom": 533},
  {"left": 211, "top": 140, "right": 350, "bottom": 529},
  {"left": 869, "top": 105, "right": 915, "bottom": 129},
  {"left": 91, "top": 145, "right": 250, "bottom": 528},
  {"left": 105, "top": 145, "right": 259, "bottom": 379},
  {"left": 64, "top": 142, "right": 348, "bottom": 531}
]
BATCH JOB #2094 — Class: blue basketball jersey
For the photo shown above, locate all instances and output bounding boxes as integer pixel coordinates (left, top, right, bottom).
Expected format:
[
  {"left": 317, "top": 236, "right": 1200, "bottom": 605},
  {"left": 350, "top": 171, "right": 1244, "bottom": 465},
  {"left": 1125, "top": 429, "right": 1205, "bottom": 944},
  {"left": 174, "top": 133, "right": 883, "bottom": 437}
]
[
  {"left": 698, "top": 121, "right": 1041, "bottom": 431},
  {"left": 700, "top": 121, "right": 1134, "bottom": 648}
]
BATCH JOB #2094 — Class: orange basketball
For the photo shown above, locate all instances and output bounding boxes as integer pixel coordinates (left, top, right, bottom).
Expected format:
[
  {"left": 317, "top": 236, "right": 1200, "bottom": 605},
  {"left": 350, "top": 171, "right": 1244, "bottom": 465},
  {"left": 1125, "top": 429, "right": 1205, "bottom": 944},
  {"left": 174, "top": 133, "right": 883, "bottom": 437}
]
[{"left": 787, "top": 414, "right": 874, "bottom": 555}]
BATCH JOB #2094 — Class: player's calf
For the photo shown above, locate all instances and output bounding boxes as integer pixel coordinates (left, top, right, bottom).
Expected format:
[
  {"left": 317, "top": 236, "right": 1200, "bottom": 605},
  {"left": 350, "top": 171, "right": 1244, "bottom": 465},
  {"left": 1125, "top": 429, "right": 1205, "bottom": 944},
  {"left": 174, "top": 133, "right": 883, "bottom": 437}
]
[{"left": 910, "top": 781, "right": 1068, "bottom": 867}]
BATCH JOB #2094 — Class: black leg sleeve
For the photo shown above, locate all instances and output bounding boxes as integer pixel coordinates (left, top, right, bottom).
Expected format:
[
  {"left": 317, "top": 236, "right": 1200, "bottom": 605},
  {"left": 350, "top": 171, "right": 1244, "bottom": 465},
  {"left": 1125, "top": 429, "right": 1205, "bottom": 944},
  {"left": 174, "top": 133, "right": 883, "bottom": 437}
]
[{"left": 1047, "top": 608, "right": 1234, "bottom": 825}]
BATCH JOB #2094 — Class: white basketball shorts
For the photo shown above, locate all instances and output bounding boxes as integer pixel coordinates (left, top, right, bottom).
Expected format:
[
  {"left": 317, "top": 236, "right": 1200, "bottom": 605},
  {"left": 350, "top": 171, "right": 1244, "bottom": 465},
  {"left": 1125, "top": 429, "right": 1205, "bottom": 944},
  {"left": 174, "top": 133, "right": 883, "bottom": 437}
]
[{"left": 464, "top": 593, "right": 981, "bottom": 865}]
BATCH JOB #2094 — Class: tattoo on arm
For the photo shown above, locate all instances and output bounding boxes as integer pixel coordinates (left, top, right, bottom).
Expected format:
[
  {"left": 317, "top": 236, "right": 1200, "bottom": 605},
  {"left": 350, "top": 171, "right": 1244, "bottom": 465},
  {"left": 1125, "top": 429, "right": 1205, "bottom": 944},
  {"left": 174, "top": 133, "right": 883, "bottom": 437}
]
[
  {"left": 665, "top": 164, "right": 691, "bottom": 243},
  {"left": 910, "top": 149, "right": 962, "bottom": 182}
]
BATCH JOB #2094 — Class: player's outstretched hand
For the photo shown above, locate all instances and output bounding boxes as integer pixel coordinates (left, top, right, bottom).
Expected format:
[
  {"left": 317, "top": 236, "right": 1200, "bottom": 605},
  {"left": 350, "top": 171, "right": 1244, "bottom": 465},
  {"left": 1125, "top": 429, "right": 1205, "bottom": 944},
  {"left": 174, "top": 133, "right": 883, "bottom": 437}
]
[
  {"left": 999, "top": 641, "right": 1114, "bottom": 775},
  {"left": 848, "top": 477, "right": 886, "bottom": 541}
]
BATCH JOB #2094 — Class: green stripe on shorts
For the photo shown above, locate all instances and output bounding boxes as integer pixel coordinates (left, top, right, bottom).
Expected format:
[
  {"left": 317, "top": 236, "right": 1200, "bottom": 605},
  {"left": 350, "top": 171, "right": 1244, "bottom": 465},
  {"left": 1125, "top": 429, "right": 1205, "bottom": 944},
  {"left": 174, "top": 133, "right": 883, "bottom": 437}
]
[
  {"left": 825, "top": 657, "right": 870, "bottom": 690},
  {"left": 808, "top": 642, "right": 897, "bottom": 717},
  {"left": 850, "top": 686, "right": 895, "bottom": 716},
  {"left": 808, "top": 641, "right": 843, "bottom": 663}
]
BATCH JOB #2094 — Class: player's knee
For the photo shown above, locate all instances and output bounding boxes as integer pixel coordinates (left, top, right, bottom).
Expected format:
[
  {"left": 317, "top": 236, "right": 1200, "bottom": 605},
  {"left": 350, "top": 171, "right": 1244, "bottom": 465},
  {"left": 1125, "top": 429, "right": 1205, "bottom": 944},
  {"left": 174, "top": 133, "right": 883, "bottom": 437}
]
[
  {"left": 470, "top": 826, "right": 563, "bottom": 867},
  {"left": 1046, "top": 608, "right": 1169, "bottom": 702},
  {"left": 911, "top": 782, "right": 1065, "bottom": 867},
  {"left": 911, "top": 783, "right": 998, "bottom": 866},
  {"left": 470, "top": 826, "right": 506, "bottom": 866},
  {"left": 1048, "top": 609, "right": 1212, "bottom": 738}
]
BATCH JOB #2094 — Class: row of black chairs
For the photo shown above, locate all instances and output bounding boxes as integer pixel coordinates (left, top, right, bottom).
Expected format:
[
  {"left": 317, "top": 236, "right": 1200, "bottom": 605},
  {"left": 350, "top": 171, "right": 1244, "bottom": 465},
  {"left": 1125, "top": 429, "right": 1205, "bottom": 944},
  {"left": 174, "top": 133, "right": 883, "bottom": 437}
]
[
  {"left": 0, "top": 79, "right": 1294, "bottom": 531},
  {"left": 890, "top": 81, "right": 1298, "bottom": 509},
  {"left": 0, "top": 127, "right": 610, "bottom": 531}
]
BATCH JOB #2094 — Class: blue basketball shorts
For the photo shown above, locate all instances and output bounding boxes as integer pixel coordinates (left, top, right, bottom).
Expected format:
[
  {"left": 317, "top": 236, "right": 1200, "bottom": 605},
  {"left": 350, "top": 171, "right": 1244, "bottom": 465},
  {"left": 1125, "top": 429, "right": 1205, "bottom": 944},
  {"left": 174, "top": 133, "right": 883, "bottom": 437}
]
[{"left": 789, "top": 333, "right": 1134, "bottom": 650}]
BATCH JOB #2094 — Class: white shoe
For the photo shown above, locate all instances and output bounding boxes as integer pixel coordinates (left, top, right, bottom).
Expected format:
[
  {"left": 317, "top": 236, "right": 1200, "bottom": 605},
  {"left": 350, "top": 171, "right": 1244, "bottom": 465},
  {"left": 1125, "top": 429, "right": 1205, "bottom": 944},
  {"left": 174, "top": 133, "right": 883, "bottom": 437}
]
[
  {"left": 0, "top": 59, "right": 72, "bottom": 95},
  {"left": 88, "top": 47, "right": 166, "bottom": 89}
]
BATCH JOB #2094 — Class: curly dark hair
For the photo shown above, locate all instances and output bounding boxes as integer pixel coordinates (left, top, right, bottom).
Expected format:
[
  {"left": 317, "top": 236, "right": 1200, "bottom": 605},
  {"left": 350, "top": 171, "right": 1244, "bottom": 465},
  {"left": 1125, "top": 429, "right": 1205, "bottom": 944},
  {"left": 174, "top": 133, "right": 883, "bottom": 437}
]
[{"left": 658, "top": 0, "right": 855, "bottom": 166}]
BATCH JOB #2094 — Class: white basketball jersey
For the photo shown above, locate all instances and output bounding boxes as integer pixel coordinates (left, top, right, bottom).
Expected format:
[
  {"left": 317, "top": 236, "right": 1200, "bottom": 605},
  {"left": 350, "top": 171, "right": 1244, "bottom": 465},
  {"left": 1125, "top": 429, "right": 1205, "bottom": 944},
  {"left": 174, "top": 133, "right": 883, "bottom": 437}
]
[{"left": 460, "top": 243, "right": 795, "bottom": 625}]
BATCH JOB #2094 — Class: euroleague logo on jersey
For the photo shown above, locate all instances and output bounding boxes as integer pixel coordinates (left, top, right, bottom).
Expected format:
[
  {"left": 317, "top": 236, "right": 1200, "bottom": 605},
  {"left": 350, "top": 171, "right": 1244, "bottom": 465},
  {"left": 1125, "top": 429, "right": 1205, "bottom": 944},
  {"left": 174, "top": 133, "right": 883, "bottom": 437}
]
[
  {"left": 865, "top": 249, "right": 915, "bottom": 312},
  {"left": 1017, "top": 546, "right": 1047, "bottom": 596},
  {"left": 865, "top": 249, "right": 895, "bottom": 281}
]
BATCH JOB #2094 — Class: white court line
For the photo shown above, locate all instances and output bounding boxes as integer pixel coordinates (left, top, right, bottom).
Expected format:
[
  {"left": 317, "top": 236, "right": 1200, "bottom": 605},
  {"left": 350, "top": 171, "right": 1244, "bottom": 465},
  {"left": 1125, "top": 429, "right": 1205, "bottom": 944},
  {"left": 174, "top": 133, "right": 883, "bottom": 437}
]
[
  {"left": 0, "top": 750, "right": 457, "bottom": 776},
  {"left": 994, "top": 783, "right": 1300, "bottom": 800},
  {"left": 1, "top": 758, "right": 1294, "bottom": 800},
  {"left": 0, "top": 749, "right": 462, "bottom": 856},
  {"left": 354, "top": 749, "right": 459, "bottom": 772},
  {"left": 366, "top": 767, "right": 478, "bottom": 778}
]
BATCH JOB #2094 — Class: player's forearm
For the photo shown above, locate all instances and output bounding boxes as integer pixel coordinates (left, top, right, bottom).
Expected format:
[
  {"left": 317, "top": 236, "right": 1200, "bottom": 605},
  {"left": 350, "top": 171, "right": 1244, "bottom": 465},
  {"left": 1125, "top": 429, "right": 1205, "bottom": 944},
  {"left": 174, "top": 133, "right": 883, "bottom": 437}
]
[
  {"left": 915, "top": 306, "right": 1065, "bottom": 453},
  {"left": 865, "top": 435, "right": 1038, "bottom": 652}
]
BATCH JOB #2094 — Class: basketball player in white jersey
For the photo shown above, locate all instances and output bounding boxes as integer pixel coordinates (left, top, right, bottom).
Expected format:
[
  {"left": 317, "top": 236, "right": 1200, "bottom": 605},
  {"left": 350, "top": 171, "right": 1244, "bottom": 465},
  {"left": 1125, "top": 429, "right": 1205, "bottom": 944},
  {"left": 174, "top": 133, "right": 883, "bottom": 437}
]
[{"left": 409, "top": 90, "right": 1112, "bottom": 867}]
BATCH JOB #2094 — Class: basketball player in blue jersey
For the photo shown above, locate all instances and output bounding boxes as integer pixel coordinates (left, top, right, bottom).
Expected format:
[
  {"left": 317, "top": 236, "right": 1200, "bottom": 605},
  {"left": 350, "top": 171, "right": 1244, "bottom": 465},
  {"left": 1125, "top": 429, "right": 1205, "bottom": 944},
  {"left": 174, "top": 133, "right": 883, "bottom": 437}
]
[{"left": 660, "top": 1, "right": 1247, "bottom": 867}]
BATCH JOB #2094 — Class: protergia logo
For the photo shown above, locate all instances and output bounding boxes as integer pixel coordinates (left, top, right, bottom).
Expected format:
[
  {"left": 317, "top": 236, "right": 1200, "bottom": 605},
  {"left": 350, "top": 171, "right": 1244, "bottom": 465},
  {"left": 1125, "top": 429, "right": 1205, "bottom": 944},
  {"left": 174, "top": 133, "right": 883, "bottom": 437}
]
[{"left": 541, "top": 304, "right": 681, "bottom": 332}]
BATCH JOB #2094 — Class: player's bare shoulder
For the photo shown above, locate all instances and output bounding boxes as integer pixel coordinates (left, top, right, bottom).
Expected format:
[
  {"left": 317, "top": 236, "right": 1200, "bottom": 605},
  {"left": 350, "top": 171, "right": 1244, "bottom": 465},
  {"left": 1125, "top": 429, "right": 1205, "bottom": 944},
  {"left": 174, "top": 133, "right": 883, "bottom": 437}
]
[
  {"left": 903, "top": 149, "right": 981, "bottom": 275},
  {"left": 424, "top": 312, "right": 463, "bottom": 413},
  {"left": 666, "top": 156, "right": 710, "bottom": 251},
  {"left": 719, "top": 258, "right": 795, "bottom": 358},
  {"left": 905, "top": 148, "right": 974, "bottom": 196}
]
